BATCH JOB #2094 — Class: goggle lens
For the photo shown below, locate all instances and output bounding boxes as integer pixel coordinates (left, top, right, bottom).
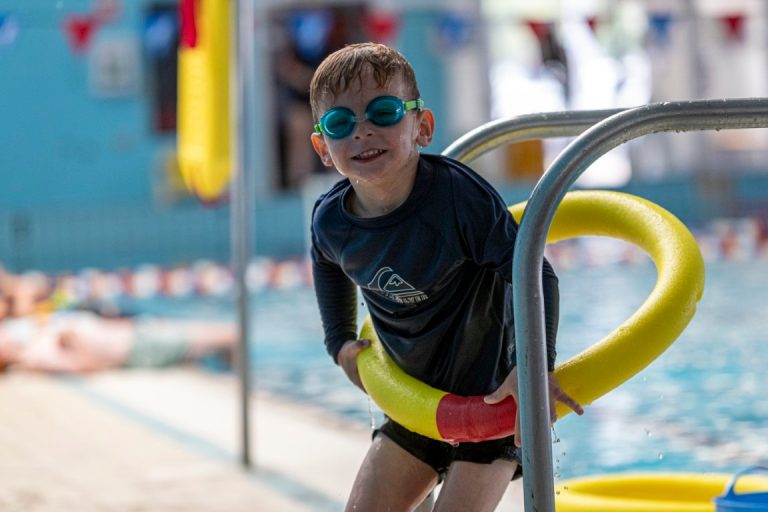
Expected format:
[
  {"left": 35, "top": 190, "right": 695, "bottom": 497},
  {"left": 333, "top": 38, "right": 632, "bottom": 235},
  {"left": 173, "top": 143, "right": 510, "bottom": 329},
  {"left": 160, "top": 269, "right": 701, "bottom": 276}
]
[
  {"left": 323, "top": 108, "right": 356, "bottom": 139},
  {"left": 367, "top": 97, "right": 404, "bottom": 126},
  {"left": 315, "top": 96, "right": 423, "bottom": 140}
]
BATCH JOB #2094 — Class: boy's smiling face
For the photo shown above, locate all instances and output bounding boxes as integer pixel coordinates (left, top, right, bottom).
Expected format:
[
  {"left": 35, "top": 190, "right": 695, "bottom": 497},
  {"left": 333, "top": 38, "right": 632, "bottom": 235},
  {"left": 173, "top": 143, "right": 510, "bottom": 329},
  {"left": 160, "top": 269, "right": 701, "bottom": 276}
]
[{"left": 310, "top": 68, "right": 434, "bottom": 189}]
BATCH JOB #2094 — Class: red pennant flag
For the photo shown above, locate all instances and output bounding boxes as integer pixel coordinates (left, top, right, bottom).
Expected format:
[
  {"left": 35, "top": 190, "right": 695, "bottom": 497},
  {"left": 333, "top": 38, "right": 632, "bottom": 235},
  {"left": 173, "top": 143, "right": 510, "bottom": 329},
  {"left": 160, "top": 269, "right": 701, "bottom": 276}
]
[
  {"left": 586, "top": 16, "right": 598, "bottom": 34},
  {"left": 62, "top": 0, "right": 120, "bottom": 54},
  {"left": 64, "top": 15, "right": 97, "bottom": 53},
  {"left": 526, "top": 20, "right": 552, "bottom": 42},
  {"left": 720, "top": 13, "right": 745, "bottom": 42},
  {"left": 363, "top": 11, "right": 400, "bottom": 43}
]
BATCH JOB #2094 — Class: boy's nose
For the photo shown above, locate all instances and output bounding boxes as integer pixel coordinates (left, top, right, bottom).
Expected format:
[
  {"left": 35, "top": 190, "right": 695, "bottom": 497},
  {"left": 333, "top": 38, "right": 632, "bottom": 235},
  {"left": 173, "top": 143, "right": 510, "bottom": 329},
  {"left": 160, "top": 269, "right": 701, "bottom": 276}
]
[{"left": 353, "top": 118, "right": 375, "bottom": 138}]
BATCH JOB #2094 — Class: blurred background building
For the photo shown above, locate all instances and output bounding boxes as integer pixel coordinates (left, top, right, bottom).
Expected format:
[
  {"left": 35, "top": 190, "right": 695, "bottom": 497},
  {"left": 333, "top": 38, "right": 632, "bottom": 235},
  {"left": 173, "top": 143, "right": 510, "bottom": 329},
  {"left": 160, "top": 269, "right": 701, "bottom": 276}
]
[{"left": 1, "top": 0, "right": 767, "bottom": 273}]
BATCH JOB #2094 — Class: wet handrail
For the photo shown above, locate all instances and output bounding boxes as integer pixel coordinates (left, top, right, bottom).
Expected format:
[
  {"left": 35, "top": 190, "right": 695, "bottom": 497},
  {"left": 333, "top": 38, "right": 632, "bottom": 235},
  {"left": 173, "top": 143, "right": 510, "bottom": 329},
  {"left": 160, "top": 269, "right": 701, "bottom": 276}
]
[{"left": 512, "top": 98, "right": 768, "bottom": 512}]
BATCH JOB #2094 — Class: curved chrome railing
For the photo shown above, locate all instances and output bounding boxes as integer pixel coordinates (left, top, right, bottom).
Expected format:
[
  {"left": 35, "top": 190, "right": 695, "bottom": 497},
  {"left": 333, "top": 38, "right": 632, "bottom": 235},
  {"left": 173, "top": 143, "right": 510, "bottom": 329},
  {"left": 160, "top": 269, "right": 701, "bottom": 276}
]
[
  {"left": 445, "top": 98, "right": 768, "bottom": 512},
  {"left": 442, "top": 110, "right": 622, "bottom": 163}
]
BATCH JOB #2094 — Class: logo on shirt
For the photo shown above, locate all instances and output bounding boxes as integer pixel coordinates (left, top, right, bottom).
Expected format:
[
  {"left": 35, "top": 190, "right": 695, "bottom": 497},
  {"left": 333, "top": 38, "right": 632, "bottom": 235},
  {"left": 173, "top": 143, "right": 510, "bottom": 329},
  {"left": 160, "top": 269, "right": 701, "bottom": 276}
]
[{"left": 366, "top": 267, "right": 428, "bottom": 305}]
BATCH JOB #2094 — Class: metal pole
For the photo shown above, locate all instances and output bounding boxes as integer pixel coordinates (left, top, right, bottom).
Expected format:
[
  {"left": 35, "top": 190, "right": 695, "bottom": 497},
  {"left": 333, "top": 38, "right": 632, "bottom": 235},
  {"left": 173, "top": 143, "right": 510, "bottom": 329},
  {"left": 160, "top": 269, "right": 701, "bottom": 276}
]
[
  {"left": 512, "top": 98, "right": 768, "bottom": 512},
  {"left": 232, "top": 0, "right": 256, "bottom": 468}
]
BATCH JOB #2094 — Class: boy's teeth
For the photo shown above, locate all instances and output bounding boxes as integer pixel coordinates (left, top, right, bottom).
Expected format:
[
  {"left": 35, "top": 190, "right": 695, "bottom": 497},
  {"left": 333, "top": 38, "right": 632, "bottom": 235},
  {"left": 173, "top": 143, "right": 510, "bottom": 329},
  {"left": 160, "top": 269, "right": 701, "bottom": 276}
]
[{"left": 357, "top": 149, "right": 383, "bottom": 159}]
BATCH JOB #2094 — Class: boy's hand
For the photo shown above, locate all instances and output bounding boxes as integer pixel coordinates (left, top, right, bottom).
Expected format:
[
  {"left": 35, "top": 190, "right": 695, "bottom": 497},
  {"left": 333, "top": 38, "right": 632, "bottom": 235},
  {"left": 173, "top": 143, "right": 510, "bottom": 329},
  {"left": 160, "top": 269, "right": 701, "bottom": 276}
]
[
  {"left": 337, "top": 338, "right": 371, "bottom": 392},
  {"left": 484, "top": 367, "right": 521, "bottom": 445},
  {"left": 547, "top": 371, "right": 584, "bottom": 423},
  {"left": 483, "top": 367, "right": 584, "bottom": 447}
]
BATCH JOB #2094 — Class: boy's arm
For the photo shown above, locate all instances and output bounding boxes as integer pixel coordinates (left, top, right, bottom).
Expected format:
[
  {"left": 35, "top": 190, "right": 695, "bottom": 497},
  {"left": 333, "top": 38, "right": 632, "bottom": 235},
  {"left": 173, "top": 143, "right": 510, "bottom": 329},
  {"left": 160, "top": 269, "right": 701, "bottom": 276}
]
[{"left": 311, "top": 253, "right": 358, "bottom": 364}]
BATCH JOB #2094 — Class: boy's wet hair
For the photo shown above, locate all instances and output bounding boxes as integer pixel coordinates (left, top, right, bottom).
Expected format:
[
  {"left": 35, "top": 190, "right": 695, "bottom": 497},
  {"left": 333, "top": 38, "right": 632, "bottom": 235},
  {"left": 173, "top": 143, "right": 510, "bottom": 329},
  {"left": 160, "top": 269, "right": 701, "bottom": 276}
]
[{"left": 309, "top": 42, "right": 421, "bottom": 121}]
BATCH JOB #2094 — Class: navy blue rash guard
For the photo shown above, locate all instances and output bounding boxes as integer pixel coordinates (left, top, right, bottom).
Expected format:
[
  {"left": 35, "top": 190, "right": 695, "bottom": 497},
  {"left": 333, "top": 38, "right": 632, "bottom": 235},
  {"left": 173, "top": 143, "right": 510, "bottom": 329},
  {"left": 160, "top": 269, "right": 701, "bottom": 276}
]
[{"left": 311, "top": 153, "right": 559, "bottom": 396}]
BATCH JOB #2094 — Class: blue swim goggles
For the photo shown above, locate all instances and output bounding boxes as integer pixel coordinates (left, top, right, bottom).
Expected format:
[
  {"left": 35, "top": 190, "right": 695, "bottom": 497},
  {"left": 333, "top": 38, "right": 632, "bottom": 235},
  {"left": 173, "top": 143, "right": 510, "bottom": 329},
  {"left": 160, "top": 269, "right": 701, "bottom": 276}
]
[{"left": 314, "top": 96, "right": 424, "bottom": 140}]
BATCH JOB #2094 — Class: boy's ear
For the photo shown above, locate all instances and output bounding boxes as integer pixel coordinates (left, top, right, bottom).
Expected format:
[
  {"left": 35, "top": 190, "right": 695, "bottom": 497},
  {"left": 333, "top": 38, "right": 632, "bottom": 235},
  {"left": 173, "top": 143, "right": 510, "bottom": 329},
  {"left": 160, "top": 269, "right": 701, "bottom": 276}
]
[
  {"left": 311, "top": 132, "right": 334, "bottom": 167},
  {"left": 415, "top": 109, "right": 435, "bottom": 148}
]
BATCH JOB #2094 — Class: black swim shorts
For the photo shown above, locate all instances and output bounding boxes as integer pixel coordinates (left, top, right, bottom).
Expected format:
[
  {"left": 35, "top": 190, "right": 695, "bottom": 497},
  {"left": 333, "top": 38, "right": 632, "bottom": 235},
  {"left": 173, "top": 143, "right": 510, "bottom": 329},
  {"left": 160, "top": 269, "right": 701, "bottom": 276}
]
[{"left": 374, "top": 418, "right": 523, "bottom": 481}]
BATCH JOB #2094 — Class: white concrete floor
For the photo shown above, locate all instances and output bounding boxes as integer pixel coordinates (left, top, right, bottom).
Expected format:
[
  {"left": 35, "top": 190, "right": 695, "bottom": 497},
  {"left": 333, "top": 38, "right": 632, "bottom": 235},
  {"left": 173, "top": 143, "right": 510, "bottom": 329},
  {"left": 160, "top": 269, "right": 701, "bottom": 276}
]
[{"left": 0, "top": 368, "right": 524, "bottom": 511}]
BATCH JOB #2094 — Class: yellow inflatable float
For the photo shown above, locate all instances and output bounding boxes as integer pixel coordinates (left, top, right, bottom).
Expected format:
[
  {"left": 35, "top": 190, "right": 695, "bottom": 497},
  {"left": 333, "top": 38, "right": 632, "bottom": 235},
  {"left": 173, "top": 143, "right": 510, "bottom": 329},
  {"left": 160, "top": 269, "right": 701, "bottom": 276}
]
[
  {"left": 177, "top": 0, "right": 232, "bottom": 202},
  {"left": 357, "top": 190, "right": 705, "bottom": 442},
  {"left": 555, "top": 470, "right": 768, "bottom": 511}
]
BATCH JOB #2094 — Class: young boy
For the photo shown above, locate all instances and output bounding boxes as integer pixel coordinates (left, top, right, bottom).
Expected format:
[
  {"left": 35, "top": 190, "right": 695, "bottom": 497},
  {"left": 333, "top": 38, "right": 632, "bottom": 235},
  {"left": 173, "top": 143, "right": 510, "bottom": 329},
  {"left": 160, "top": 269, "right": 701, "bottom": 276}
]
[{"left": 309, "top": 43, "right": 583, "bottom": 512}]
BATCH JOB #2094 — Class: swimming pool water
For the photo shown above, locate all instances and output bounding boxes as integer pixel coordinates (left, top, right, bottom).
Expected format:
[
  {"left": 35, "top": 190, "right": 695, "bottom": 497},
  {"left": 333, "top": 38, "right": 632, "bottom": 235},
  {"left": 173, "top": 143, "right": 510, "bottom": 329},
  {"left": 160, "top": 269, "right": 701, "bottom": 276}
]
[{"left": 133, "top": 257, "right": 768, "bottom": 480}]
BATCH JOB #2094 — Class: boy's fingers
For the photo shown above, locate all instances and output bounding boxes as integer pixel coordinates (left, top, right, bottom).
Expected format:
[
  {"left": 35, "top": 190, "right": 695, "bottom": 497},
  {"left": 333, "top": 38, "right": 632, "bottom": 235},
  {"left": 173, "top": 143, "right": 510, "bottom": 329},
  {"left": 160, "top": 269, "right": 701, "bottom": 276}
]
[
  {"left": 342, "top": 338, "right": 371, "bottom": 358},
  {"left": 351, "top": 338, "right": 370, "bottom": 354},
  {"left": 556, "top": 390, "right": 584, "bottom": 415},
  {"left": 549, "top": 397, "right": 558, "bottom": 424},
  {"left": 483, "top": 388, "right": 505, "bottom": 405}
]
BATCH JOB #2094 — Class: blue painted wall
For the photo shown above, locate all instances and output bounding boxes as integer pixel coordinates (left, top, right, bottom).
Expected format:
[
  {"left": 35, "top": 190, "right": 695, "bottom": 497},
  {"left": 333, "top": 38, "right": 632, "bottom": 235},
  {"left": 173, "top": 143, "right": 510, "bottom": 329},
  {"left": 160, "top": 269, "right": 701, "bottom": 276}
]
[
  {"left": 0, "top": 1, "right": 466, "bottom": 273},
  {"left": 1, "top": 1, "right": 766, "bottom": 274},
  {"left": 0, "top": 0, "right": 163, "bottom": 209}
]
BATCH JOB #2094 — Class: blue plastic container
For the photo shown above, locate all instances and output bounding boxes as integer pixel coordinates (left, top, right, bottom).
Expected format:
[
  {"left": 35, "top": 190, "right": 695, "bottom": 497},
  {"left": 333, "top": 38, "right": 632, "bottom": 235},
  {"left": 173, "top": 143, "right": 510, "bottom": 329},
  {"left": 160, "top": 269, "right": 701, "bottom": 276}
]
[{"left": 714, "top": 466, "right": 768, "bottom": 511}]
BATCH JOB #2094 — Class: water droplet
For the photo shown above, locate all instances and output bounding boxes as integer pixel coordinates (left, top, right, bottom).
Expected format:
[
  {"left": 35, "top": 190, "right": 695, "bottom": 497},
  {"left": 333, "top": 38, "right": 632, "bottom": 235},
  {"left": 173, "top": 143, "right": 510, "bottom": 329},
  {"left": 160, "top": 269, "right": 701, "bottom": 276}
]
[
  {"left": 552, "top": 426, "right": 560, "bottom": 444},
  {"left": 367, "top": 398, "right": 377, "bottom": 431},
  {"left": 563, "top": 486, "right": 569, "bottom": 491},
  {"left": 645, "top": 429, "right": 653, "bottom": 437},
  {"left": 658, "top": 394, "right": 664, "bottom": 400},
  {"left": 554, "top": 471, "right": 561, "bottom": 478},
  {"left": 658, "top": 452, "right": 664, "bottom": 460},
  {"left": 556, "top": 491, "right": 561, "bottom": 496},
  {"left": 561, "top": 451, "right": 567, "bottom": 456}
]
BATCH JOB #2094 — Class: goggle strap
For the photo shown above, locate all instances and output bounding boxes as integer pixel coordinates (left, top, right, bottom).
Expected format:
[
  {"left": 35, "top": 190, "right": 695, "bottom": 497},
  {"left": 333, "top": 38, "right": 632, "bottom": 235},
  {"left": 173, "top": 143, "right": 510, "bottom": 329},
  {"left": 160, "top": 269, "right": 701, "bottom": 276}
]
[{"left": 404, "top": 99, "right": 424, "bottom": 111}]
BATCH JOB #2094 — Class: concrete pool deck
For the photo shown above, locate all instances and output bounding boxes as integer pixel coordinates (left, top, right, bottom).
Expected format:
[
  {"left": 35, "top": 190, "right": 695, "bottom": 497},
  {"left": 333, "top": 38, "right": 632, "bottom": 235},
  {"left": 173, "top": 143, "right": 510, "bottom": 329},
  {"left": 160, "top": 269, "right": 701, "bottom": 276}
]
[{"left": 0, "top": 368, "right": 524, "bottom": 511}]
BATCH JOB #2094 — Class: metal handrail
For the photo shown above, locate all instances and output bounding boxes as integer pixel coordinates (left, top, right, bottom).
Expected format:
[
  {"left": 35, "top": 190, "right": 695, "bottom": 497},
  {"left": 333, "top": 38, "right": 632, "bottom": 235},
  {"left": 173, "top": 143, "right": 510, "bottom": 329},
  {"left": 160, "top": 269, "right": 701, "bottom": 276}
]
[
  {"left": 512, "top": 98, "right": 768, "bottom": 512},
  {"left": 442, "top": 110, "right": 622, "bottom": 163}
]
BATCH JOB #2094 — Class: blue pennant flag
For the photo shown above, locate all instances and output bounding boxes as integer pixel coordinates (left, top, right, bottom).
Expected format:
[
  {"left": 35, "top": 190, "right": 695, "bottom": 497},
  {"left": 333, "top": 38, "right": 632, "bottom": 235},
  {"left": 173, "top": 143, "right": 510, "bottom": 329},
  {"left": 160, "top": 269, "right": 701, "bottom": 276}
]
[{"left": 0, "top": 13, "right": 20, "bottom": 47}]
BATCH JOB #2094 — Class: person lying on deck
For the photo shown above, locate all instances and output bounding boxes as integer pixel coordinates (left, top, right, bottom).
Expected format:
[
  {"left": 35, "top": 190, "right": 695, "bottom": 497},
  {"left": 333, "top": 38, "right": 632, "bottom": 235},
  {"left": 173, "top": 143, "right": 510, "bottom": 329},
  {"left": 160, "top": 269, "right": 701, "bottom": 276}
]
[{"left": 0, "top": 268, "right": 236, "bottom": 374}]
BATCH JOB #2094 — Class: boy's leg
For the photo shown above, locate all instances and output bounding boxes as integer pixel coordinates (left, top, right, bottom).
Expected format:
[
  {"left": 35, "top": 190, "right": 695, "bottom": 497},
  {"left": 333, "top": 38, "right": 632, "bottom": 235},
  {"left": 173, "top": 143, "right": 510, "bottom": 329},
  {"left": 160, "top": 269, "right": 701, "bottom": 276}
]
[
  {"left": 346, "top": 433, "right": 439, "bottom": 512},
  {"left": 433, "top": 459, "right": 518, "bottom": 512}
]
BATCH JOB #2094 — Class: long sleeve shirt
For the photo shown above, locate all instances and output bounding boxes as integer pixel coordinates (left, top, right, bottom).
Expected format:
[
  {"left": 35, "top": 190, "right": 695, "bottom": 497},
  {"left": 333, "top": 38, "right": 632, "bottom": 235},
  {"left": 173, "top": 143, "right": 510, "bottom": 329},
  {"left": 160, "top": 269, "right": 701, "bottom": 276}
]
[{"left": 311, "top": 153, "right": 559, "bottom": 396}]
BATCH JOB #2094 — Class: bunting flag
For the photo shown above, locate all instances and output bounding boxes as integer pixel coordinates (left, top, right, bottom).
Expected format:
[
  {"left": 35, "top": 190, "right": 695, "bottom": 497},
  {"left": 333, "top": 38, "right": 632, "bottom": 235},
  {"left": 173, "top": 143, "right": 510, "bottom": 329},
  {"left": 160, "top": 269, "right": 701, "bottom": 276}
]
[
  {"left": 719, "top": 13, "right": 745, "bottom": 42},
  {"left": 363, "top": 10, "right": 401, "bottom": 44},
  {"left": 0, "top": 13, "right": 19, "bottom": 47},
  {"left": 436, "top": 12, "right": 474, "bottom": 51},
  {"left": 62, "top": 0, "right": 120, "bottom": 54},
  {"left": 64, "top": 14, "right": 97, "bottom": 53},
  {"left": 648, "top": 12, "right": 673, "bottom": 45},
  {"left": 586, "top": 16, "right": 598, "bottom": 34},
  {"left": 526, "top": 20, "right": 552, "bottom": 42},
  {"left": 288, "top": 9, "right": 334, "bottom": 62}
]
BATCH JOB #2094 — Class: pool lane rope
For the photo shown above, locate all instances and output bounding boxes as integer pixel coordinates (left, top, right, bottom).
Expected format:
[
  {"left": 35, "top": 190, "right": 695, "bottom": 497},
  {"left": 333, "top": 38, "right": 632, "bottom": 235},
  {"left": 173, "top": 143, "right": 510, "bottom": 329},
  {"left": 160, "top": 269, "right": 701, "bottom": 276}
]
[{"left": 357, "top": 190, "right": 706, "bottom": 443}]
